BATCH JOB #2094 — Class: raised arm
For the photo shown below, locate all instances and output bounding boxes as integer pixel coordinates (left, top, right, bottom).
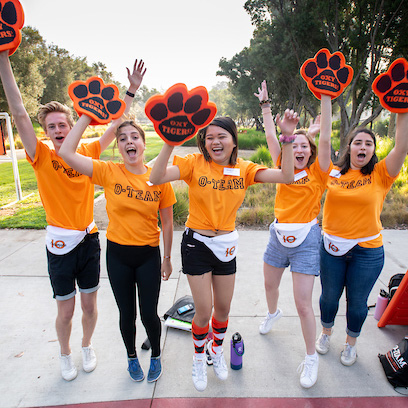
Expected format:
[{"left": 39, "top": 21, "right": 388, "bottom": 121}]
[
  {"left": 159, "top": 205, "right": 174, "bottom": 281},
  {"left": 149, "top": 143, "right": 181, "bottom": 184},
  {"left": 385, "top": 112, "right": 408, "bottom": 177},
  {"left": 254, "top": 80, "right": 280, "bottom": 163},
  {"left": 98, "top": 59, "right": 146, "bottom": 152},
  {"left": 254, "top": 109, "right": 298, "bottom": 184},
  {"left": 317, "top": 94, "right": 332, "bottom": 172},
  {"left": 0, "top": 51, "right": 37, "bottom": 160},
  {"left": 59, "top": 115, "right": 94, "bottom": 177}
]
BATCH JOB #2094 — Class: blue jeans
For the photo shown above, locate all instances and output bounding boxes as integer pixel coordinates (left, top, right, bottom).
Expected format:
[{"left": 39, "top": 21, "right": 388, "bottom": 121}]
[{"left": 319, "top": 242, "right": 384, "bottom": 337}]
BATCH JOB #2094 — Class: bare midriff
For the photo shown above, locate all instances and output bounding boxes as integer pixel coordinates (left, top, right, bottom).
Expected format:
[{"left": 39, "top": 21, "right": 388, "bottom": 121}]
[{"left": 191, "top": 228, "right": 233, "bottom": 237}]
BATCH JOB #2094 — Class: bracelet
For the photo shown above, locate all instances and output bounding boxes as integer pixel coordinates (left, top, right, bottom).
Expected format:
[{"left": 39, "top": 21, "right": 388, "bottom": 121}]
[
  {"left": 259, "top": 99, "right": 271, "bottom": 106},
  {"left": 279, "top": 134, "right": 296, "bottom": 144},
  {"left": 261, "top": 104, "right": 271, "bottom": 111},
  {"left": 126, "top": 90, "right": 135, "bottom": 98},
  {"left": 163, "top": 255, "right": 171, "bottom": 259}
]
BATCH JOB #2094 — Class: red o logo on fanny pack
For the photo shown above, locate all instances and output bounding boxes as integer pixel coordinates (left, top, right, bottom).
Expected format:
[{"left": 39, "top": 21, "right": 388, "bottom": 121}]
[
  {"left": 51, "top": 239, "right": 66, "bottom": 249},
  {"left": 225, "top": 246, "right": 235, "bottom": 257},
  {"left": 282, "top": 235, "right": 296, "bottom": 244},
  {"left": 328, "top": 242, "right": 338, "bottom": 252}
]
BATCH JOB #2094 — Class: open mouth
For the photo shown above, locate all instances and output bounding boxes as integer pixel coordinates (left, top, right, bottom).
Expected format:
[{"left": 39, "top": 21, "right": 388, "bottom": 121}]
[
  {"left": 357, "top": 153, "right": 366, "bottom": 159},
  {"left": 296, "top": 155, "right": 304, "bottom": 163},
  {"left": 126, "top": 146, "right": 137, "bottom": 158},
  {"left": 55, "top": 136, "right": 64, "bottom": 141}
]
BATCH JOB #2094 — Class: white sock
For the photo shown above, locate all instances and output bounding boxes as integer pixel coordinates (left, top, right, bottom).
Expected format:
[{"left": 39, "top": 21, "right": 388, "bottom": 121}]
[
  {"left": 194, "top": 353, "right": 205, "bottom": 362},
  {"left": 268, "top": 309, "right": 279, "bottom": 318}
]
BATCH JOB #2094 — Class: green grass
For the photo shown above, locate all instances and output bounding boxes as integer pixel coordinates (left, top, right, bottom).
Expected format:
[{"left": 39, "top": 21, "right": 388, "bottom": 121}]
[
  {"left": 0, "top": 160, "right": 38, "bottom": 206},
  {"left": 0, "top": 192, "right": 47, "bottom": 229}
]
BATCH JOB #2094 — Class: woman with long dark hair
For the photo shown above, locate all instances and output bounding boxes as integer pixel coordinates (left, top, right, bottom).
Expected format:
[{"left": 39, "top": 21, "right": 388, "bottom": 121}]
[{"left": 316, "top": 113, "right": 408, "bottom": 366}]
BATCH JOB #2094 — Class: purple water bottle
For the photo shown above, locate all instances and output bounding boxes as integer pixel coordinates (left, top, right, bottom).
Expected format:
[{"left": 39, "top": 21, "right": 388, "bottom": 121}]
[{"left": 230, "top": 332, "right": 244, "bottom": 370}]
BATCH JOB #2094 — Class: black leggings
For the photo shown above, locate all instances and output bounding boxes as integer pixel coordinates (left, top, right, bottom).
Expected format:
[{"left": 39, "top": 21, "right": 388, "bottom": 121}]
[{"left": 106, "top": 240, "right": 162, "bottom": 357}]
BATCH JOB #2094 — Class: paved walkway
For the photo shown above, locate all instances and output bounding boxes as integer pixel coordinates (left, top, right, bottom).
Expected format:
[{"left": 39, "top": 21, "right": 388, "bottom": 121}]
[{"left": 1, "top": 229, "right": 407, "bottom": 407}]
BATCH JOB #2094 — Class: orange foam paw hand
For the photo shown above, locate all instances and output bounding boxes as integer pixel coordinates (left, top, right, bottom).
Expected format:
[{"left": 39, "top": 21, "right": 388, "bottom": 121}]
[
  {"left": 145, "top": 83, "right": 217, "bottom": 146},
  {"left": 372, "top": 58, "right": 408, "bottom": 113},
  {"left": 300, "top": 48, "right": 353, "bottom": 100},
  {"left": 0, "top": 0, "right": 24, "bottom": 55},
  {"left": 68, "top": 77, "right": 125, "bottom": 125}
]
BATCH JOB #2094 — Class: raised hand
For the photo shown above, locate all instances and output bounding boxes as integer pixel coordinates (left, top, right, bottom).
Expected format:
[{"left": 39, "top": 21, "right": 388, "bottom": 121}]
[
  {"left": 254, "top": 80, "right": 269, "bottom": 102},
  {"left": 308, "top": 115, "right": 321, "bottom": 139},
  {"left": 276, "top": 109, "right": 299, "bottom": 140},
  {"left": 127, "top": 59, "right": 146, "bottom": 91}
]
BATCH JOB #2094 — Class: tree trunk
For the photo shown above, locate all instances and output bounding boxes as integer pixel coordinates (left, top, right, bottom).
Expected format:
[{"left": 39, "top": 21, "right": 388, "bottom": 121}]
[{"left": 387, "top": 112, "right": 396, "bottom": 139}]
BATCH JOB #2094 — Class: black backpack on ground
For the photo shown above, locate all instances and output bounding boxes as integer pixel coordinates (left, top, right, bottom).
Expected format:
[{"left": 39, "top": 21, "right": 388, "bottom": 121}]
[
  {"left": 378, "top": 336, "right": 408, "bottom": 392},
  {"left": 388, "top": 273, "right": 405, "bottom": 301},
  {"left": 164, "top": 295, "right": 195, "bottom": 323}
]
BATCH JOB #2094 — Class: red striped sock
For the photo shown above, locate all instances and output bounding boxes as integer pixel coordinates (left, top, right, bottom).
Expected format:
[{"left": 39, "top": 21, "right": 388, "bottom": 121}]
[
  {"left": 192, "top": 319, "right": 209, "bottom": 360},
  {"left": 211, "top": 316, "right": 228, "bottom": 354}
]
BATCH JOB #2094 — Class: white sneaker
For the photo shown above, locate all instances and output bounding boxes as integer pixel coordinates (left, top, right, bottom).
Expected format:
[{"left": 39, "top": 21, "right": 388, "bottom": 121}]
[
  {"left": 192, "top": 355, "right": 207, "bottom": 392},
  {"left": 259, "top": 309, "right": 283, "bottom": 334},
  {"left": 82, "top": 344, "right": 97, "bottom": 372},
  {"left": 60, "top": 353, "right": 77, "bottom": 381},
  {"left": 208, "top": 339, "right": 228, "bottom": 381},
  {"left": 315, "top": 331, "right": 331, "bottom": 355},
  {"left": 341, "top": 343, "right": 357, "bottom": 366},
  {"left": 297, "top": 354, "right": 319, "bottom": 388}
]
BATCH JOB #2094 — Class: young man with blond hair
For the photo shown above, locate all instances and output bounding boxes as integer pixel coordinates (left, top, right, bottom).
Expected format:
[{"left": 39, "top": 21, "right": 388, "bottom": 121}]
[{"left": 0, "top": 49, "right": 145, "bottom": 380}]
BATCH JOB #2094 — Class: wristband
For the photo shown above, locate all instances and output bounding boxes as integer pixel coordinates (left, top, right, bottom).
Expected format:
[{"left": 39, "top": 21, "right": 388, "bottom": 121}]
[
  {"left": 163, "top": 255, "right": 171, "bottom": 259},
  {"left": 259, "top": 99, "right": 271, "bottom": 106},
  {"left": 126, "top": 90, "right": 135, "bottom": 98},
  {"left": 279, "top": 134, "right": 296, "bottom": 144}
]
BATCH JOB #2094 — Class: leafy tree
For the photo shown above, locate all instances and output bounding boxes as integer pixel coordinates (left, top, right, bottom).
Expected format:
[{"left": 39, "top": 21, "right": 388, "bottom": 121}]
[
  {"left": 0, "top": 27, "right": 47, "bottom": 118},
  {"left": 219, "top": 0, "right": 408, "bottom": 150},
  {"left": 209, "top": 82, "right": 241, "bottom": 120}
]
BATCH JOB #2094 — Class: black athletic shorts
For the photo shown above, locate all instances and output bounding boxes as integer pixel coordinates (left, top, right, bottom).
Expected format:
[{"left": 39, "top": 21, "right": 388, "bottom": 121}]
[
  {"left": 181, "top": 229, "right": 236, "bottom": 276},
  {"left": 46, "top": 232, "right": 100, "bottom": 300}
]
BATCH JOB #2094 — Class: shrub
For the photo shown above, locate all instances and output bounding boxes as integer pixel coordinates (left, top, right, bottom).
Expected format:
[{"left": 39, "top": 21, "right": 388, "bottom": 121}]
[
  {"left": 249, "top": 146, "right": 272, "bottom": 167},
  {"left": 376, "top": 136, "right": 394, "bottom": 160},
  {"left": 172, "top": 182, "right": 189, "bottom": 227}
]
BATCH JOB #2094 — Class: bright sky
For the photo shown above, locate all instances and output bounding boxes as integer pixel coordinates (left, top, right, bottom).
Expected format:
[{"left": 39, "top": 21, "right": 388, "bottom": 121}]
[{"left": 20, "top": 0, "right": 255, "bottom": 92}]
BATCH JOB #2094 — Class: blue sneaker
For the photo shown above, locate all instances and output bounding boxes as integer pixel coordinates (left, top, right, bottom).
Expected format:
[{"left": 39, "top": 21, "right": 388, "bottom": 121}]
[
  {"left": 147, "top": 356, "right": 162, "bottom": 382},
  {"left": 128, "top": 357, "right": 144, "bottom": 381}
]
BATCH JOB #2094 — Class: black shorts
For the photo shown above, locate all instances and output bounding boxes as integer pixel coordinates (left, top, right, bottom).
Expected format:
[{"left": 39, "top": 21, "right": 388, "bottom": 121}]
[
  {"left": 46, "top": 232, "right": 101, "bottom": 300},
  {"left": 181, "top": 230, "right": 236, "bottom": 276}
]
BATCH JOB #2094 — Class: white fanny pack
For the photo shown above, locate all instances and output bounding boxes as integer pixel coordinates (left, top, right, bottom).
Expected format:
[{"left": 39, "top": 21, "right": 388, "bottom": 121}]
[
  {"left": 187, "top": 228, "right": 239, "bottom": 262},
  {"left": 273, "top": 218, "right": 317, "bottom": 248},
  {"left": 46, "top": 221, "right": 96, "bottom": 255},
  {"left": 323, "top": 232, "right": 380, "bottom": 256}
]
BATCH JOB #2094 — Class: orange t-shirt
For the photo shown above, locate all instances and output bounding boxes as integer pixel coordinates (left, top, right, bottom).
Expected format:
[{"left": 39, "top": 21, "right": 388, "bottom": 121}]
[
  {"left": 275, "top": 157, "right": 332, "bottom": 223},
  {"left": 27, "top": 139, "right": 100, "bottom": 230},
  {"left": 174, "top": 153, "right": 267, "bottom": 231},
  {"left": 322, "top": 159, "right": 398, "bottom": 247},
  {"left": 91, "top": 162, "right": 176, "bottom": 246}
]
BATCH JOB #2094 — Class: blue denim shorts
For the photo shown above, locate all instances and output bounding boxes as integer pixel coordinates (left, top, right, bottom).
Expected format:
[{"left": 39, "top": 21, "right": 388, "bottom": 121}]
[{"left": 263, "top": 223, "right": 322, "bottom": 276}]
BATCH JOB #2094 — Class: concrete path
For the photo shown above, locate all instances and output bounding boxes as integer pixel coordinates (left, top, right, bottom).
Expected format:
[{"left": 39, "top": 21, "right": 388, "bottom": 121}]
[{"left": 0, "top": 229, "right": 407, "bottom": 408}]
